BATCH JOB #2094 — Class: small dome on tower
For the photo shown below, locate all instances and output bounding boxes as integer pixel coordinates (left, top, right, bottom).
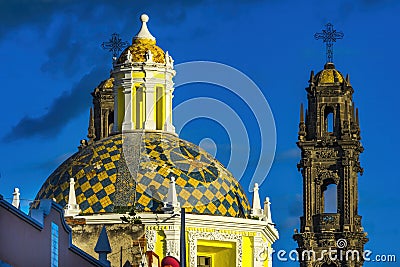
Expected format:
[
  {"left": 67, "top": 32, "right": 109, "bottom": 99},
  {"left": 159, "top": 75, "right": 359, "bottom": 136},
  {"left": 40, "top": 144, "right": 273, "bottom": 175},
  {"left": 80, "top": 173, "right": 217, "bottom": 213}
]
[
  {"left": 117, "top": 14, "right": 166, "bottom": 64},
  {"left": 315, "top": 62, "right": 344, "bottom": 85}
]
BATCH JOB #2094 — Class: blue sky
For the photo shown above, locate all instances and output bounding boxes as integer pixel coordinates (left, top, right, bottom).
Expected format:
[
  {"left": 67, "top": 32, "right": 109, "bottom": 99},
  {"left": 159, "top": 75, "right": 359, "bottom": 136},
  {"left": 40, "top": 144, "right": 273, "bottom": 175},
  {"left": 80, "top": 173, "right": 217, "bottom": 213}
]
[{"left": 0, "top": 0, "right": 399, "bottom": 266}]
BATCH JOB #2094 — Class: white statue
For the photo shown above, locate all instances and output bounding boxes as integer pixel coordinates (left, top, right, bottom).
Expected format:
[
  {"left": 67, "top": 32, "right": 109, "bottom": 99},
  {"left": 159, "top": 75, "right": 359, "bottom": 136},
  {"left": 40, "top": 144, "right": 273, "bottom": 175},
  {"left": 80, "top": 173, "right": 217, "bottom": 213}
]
[
  {"left": 145, "top": 50, "right": 153, "bottom": 63},
  {"left": 127, "top": 49, "right": 132, "bottom": 62}
]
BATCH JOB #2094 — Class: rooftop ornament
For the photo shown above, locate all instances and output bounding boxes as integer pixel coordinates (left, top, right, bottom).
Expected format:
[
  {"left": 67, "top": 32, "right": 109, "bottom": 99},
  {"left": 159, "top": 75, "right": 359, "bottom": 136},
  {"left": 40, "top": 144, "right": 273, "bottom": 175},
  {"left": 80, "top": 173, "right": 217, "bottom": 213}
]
[
  {"left": 101, "top": 33, "right": 129, "bottom": 62},
  {"left": 314, "top": 23, "right": 344, "bottom": 63}
]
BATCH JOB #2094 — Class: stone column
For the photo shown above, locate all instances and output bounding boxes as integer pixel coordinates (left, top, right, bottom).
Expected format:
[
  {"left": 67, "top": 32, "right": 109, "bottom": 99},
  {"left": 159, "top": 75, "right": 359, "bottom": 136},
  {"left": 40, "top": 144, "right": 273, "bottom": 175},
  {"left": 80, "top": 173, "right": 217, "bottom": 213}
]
[
  {"left": 144, "top": 84, "right": 156, "bottom": 130},
  {"left": 122, "top": 85, "right": 133, "bottom": 131},
  {"left": 164, "top": 89, "right": 175, "bottom": 132}
]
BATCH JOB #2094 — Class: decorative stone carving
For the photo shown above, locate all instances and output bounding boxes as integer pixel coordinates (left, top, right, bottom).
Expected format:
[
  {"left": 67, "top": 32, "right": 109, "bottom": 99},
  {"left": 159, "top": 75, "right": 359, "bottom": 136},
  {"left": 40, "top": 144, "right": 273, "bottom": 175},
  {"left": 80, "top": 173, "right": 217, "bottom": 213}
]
[
  {"left": 316, "top": 150, "right": 338, "bottom": 159},
  {"left": 353, "top": 162, "right": 364, "bottom": 175},
  {"left": 315, "top": 167, "right": 339, "bottom": 185},
  {"left": 145, "top": 229, "right": 156, "bottom": 251},
  {"left": 303, "top": 150, "right": 312, "bottom": 158},
  {"left": 253, "top": 234, "right": 267, "bottom": 267},
  {"left": 166, "top": 240, "right": 180, "bottom": 258}
]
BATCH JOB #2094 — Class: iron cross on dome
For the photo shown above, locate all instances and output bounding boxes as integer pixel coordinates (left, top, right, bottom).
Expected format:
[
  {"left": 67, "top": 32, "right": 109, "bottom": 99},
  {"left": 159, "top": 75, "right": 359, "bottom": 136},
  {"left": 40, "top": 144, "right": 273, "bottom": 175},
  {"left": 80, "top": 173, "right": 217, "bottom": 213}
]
[
  {"left": 101, "top": 33, "right": 129, "bottom": 61},
  {"left": 314, "top": 23, "right": 344, "bottom": 63}
]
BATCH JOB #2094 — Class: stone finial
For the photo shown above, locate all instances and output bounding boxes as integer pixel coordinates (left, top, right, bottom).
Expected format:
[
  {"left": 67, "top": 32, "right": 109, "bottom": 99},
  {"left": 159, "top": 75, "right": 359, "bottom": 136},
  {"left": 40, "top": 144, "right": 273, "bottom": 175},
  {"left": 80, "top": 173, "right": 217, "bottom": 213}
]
[
  {"left": 64, "top": 178, "right": 81, "bottom": 217},
  {"left": 309, "top": 70, "right": 315, "bottom": 85},
  {"left": 263, "top": 197, "right": 273, "bottom": 223},
  {"left": 251, "top": 183, "right": 263, "bottom": 218},
  {"left": 165, "top": 51, "right": 171, "bottom": 66},
  {"left": 12, "top": 188, "right": 20, "bottom": 209},
  {"left": 346, "top": 73, "right": 351, "bottom": 85},
  {"left": 163, "top": 177, "right": 180, "bottom": 214},
  {"left": 165, "top": 51, "right": 174, "bottom": 68},
  {"left": 94, "top": 226, "right": 112, "bottom": 267},
  {"left": 298, "top": 103, "right": 306, "bottom": 140},
  {"left": 134, "top": 14, "right": 155, "bottom": 41}
]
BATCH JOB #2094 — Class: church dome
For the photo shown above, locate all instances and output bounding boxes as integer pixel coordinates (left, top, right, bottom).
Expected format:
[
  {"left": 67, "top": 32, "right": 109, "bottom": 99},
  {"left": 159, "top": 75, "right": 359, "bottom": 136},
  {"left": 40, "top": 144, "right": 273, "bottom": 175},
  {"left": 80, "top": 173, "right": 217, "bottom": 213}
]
[
  {"left": 35, "top": 132, "right": 251, "bottom": 217},
  {"left": 117, "top": 14, "right": 165, "bottom": 64},
  {"left": 315, "top": 62, "right": 344, "bottom": 85}
]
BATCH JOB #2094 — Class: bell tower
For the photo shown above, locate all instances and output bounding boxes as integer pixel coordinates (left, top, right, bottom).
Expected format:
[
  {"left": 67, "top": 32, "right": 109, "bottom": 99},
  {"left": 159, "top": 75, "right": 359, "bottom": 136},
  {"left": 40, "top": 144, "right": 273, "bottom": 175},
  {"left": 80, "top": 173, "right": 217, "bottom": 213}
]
[{"left": 293, "top": 62, "right": 368, "bottom": 267}]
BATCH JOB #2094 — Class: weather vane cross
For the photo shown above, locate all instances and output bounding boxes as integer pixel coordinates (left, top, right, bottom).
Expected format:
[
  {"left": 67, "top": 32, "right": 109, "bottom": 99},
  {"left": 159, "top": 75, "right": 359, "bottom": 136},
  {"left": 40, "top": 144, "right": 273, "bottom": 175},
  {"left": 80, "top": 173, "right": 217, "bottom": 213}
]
[
  {"left": 101, "top": 33, "right": 129, "bottom": 60},
  {"left": 314, "top": 23, "right": 344, "bottom": 63}
]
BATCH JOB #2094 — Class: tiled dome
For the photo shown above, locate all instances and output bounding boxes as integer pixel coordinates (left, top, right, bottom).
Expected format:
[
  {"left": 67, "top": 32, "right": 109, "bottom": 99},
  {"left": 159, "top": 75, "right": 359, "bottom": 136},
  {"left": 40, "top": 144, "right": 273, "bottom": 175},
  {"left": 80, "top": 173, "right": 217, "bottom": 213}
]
[{"left": 35, "top": 132, "right": 251, "bottom": 217}]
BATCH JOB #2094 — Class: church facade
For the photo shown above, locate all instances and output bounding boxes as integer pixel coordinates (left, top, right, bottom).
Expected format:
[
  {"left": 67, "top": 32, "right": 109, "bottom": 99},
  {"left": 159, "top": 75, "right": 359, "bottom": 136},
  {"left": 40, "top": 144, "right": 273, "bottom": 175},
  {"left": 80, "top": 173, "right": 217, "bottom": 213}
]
[{"left": 34, "top": 14, "right": 278, "bottom": 267}]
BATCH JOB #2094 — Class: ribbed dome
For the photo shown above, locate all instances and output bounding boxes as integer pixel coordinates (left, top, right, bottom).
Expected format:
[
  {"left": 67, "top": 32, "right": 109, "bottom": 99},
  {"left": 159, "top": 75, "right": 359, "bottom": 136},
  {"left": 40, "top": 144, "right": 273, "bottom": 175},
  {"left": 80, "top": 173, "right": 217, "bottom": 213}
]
[
  {"left": 315, "top": 62, "right": 344, "bottom": 85},
  {"left": 35, "top": 132, "right": 251, "bottom": 217}
]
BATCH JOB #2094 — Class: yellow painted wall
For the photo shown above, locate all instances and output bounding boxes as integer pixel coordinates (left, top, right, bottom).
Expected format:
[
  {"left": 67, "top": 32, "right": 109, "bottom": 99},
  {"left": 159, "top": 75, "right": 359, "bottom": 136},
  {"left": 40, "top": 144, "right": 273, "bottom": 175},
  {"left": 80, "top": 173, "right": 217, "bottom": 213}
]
[
  {"left": 197, "top": 240, "right": 236, "bottom": 266},
  {"left": 155, "top": 230, "right": 166, "bottom": 259},
  {"left": 242, "top": 236, "right": 254, "bottom": 267},
  {"left": 132, "top": 72, "right": 145, "bottom": 79},
  {"left": 153, "top": 73, "right": 165, "bottom": 79}
]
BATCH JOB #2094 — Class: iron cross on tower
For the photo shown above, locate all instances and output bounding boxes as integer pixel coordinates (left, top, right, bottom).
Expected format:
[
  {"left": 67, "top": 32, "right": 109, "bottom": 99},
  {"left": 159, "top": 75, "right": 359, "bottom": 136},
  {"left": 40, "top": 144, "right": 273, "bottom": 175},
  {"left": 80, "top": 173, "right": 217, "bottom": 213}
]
[
  {"left": 314, "top": 23, "right": 344, "bottom": 63},
  {"left": 101, "top": 33, "right": 129, "bottom": 61}
]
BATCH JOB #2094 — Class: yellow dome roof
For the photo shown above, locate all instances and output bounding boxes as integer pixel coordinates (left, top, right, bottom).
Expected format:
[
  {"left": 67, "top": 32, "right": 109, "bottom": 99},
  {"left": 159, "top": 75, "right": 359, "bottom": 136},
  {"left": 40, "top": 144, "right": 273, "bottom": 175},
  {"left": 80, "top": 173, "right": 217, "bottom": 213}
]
[
  {"left": 117, "top": 14, "right": 165, "bottom": 64},
  {"left": 118, "top": 39, "right": 165, "bottom": 64},
  {"left": 35, "top": 132, "right": 251, "bottom": 217},
  {"left": 315, "top": 62, "right": 344, "bottom": 85}
]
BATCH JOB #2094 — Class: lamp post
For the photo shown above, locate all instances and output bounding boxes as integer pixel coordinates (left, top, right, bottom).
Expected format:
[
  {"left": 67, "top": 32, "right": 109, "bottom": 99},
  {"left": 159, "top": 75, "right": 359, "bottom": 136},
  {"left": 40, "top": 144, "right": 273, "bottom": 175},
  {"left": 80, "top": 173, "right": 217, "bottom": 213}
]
[{"left": 180, "top": 207, "right": 186, "bottom": 267}]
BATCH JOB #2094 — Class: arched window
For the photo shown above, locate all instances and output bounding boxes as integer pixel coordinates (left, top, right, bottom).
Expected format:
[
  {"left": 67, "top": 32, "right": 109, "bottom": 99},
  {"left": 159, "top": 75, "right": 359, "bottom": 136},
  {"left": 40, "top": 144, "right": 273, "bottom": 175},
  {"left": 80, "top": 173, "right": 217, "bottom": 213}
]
[
  {"left": 323, "top": 183, "right": 337, "bottom": 213},
  {"left": 326, "top": 112, "right": 334, "bottom": 132},
  {"left": 323, "top": 106, "right": 334, "bottom": 133},
  {"left": 108, "top": 110, "right": 114, "bottom": 136}
]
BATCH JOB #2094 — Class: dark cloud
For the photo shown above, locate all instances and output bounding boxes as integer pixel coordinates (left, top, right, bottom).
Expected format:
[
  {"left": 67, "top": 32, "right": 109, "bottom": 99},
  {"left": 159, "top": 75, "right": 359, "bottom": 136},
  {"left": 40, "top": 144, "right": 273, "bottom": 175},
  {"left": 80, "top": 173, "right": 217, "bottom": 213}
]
[
  {"left": 0, "top": 0, "right": 393, "bottom": 42},
  {"left": 2, "top": 0, "right": 267, "bottom": 142},
  {"left": 2, "top": 66, "right": 108, "bottom": 141},
  {"left": 0, "top": 0, "right": 79, "bottom": 38},
  {"left": 40, "top": 21, "right": 86, "bottom": 76},
  {"left": 0, "top": 0, "right": 266, "bottom": 39},
  {"left": 0, "top": 1, "right": 188, "bottom": 38}
]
